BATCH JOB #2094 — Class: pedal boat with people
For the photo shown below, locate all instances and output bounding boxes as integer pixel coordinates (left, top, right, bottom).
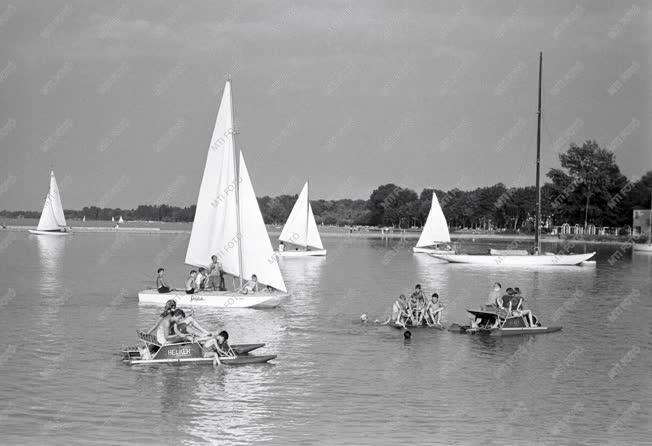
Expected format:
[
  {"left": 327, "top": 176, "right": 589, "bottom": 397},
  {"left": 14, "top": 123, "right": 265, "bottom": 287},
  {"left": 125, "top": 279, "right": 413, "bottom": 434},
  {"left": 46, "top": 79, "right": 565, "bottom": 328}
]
[
  {"left": 448, "top": 308, "right": 562, "bottom": 336},
  {"left": 121, "top": 331, "right": 276, "bottom": 366}
]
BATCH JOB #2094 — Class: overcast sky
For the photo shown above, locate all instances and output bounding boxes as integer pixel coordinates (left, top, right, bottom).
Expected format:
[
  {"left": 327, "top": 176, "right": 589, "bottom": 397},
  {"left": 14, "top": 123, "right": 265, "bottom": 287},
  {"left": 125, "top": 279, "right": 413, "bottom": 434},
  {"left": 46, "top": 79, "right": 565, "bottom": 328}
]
[{"left": 0, "top": 0, "right": 649, "bottom": 210}]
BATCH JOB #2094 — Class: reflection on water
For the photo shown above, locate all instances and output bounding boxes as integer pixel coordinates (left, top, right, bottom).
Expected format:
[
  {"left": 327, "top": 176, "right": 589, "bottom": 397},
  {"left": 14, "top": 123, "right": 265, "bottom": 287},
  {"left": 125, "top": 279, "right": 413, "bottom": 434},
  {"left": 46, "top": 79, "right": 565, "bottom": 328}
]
[{"left": 35, "top": 234, "right": 66, "bottom": 297}]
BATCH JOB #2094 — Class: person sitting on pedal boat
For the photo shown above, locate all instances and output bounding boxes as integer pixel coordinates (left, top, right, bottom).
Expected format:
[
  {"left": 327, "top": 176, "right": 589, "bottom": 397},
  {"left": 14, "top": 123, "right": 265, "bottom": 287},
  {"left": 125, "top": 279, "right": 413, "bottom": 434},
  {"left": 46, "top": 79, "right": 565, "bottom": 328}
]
[
  {"left": 425, "top": 293, "right": 443, "bottom": 326},
  {"left": 171, "top": 309, "right": 212, "bottom": 340},
  {"left": 409, "top": 284, "right": 424, "bottom": 325},
  {"left": 155, "top": 309, "right": 186, "bottom": 345},
  {"left": 241, "top": 274, "right": 258, "bottom": 294},
  {"left": 156, "top": 268, "right": 171, "bottom": 293},
  {"left": 510, "top": 288, "right": 535, "bottom": 327},
  {"left": 203, "top": 330, "right": 233, "bottom": 356},
  {"left": 484, "top": 282, "right": 501, "bottom": 309},
  {"left": 146, "top": 299, "right": 176, "bottom": 335},
  {"left": 278, "top": 241, "right": 285, "bottom": 252},
  {"left": 185, "top": 270, "right": 199, "bottom": 294}
]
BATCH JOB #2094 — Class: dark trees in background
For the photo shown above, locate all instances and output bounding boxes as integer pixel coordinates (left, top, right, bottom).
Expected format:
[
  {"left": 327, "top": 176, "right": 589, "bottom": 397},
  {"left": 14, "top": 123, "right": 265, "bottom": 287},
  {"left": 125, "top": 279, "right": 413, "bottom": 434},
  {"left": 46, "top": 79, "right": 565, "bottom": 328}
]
[{"left": 2, "top": 143, "right": 648, "bottom": 231}]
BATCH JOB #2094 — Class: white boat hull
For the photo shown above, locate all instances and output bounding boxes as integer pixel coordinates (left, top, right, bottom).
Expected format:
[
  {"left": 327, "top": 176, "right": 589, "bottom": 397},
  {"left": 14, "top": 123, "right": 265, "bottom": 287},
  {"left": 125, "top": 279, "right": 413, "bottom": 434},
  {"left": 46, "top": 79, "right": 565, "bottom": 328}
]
[
  {"left": 137, "top": 289, "right": 289, "bottom": 308},
  {"left": 412, "top": 247, "right": 452, "bottom": 255},
  {"left": 633, "top": 243, "right": 652, "bottom": 252},
  {"left": 276, "top": 249, "right": 327, "bottom": 257},
  {"left": 431, "top": 252, "right": 596, "bottom": 266},
  {"left": 28, "top": 229, "right": 71, "bottom": 236}
]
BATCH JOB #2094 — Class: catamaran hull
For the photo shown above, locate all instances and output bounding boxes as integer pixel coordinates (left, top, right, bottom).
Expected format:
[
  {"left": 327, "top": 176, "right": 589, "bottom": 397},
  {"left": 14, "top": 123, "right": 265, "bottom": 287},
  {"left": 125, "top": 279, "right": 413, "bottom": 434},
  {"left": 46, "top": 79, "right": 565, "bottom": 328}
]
[
  {"left": 137, "top": 289, "right": 289, "bottom": 308},
  {"left": 276, "top": 249, "right": 327, "bottom": 257},
  {"left": 431, "top": 252, "right": 595, "bottom": 266},
  {"left": 633, "top": 243, "right": 652, "bottom": 252},
  {"left": 125, "top": 354, "right": 277, "bottom": 366},
  {"left": 28, "top": 229, "right": 71, "bottom": 236},
  {"left": 389, "top": 322, "right": 445, "bottom": 330},
  {"left": 451, "top": 325, "right": 562, "bottom": 336},
  {"left": 121, "top": 343, "right": 266, "bottom": 359}
]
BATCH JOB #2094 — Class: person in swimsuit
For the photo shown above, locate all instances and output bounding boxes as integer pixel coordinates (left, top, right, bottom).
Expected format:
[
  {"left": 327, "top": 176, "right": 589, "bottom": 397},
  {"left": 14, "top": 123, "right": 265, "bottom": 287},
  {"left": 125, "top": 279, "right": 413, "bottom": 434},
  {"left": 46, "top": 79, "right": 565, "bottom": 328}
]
[
  {"left": 241, "top": 274, "right": 258, "bottom": 294},
  {"left": 155, "top": 310, "right": 186, "bottom": 345},
  {"left": 185, "top": 270, "right": 198, "bottom": 294},
  {"left": 425, "top": 293, "right": 443, "bottom": 326},
  {"left": 147, "top": 299, "right": 176, "bottom": 335},
  {"left": 510, "top": 289, "right": 534, "bottom": 327},
  {"left": 206, "top": 255, "right": 225, "bottom": 291},
  {"left": 156, "top": 268, "right": 171, "bottom": 293},
  {"left": 484, "top": 282, "right": 501, "bottom": 309}
]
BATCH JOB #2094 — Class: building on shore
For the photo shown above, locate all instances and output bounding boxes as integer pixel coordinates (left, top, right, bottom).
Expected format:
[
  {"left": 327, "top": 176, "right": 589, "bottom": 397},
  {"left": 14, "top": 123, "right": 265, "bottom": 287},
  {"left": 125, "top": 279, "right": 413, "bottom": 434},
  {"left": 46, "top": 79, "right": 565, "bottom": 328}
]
[{"left": 633, "top": 209, "right": 651, "bottom": 237}]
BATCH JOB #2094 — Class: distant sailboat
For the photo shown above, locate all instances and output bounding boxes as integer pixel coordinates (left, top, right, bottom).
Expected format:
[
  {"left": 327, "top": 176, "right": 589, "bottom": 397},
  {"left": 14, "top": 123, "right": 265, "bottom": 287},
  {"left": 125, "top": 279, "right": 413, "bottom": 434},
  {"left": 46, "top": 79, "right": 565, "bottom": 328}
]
[
  {"left": 277, "top": 181, "right": 327, "bottom": 257},
  {"left": 413, "top": 191, "right": 453, "bottom": 255},
  {"left": 633, "top": 191, "right": 652, "bottom": 252},
  {"left": 432, "top": 52, "right": 595, "bottom": 266},
  {"left": 111, "top": 216, "right": 115, "bottom": 222},
  {"left": 29, "top": 171, "right": 71, "bottom": 236},
  {"left": 138, "top": 80, "right": 289, "bottom": 308},
  {"left": 118, "top": 216, "right": 124, "bottom": 224},
  {"left": 82, "top": 216, "right": 86, "bottom": 222}
]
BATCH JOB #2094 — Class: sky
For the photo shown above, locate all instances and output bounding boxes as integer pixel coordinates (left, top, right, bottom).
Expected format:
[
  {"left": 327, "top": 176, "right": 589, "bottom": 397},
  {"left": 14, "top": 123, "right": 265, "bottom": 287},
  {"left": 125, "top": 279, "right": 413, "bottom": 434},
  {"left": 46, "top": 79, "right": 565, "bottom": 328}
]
[{"left": 0, "top": 0, "right": 650, "bottom": 210}]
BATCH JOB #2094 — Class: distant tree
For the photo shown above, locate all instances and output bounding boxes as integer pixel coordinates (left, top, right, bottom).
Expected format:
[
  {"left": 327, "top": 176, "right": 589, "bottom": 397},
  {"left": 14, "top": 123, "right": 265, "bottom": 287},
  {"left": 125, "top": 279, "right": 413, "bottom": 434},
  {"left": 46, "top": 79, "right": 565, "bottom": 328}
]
[{"left": 547, "top": 140, "right": 628, "bottom": 227}]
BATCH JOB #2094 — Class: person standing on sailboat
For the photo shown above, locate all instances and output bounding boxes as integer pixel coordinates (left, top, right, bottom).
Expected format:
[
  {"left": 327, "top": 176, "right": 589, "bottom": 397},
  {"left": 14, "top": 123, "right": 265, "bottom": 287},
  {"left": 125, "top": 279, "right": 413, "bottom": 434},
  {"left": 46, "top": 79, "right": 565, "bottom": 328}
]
[{"left": 206, "top": 255, "right": 225, "bottom": 291}]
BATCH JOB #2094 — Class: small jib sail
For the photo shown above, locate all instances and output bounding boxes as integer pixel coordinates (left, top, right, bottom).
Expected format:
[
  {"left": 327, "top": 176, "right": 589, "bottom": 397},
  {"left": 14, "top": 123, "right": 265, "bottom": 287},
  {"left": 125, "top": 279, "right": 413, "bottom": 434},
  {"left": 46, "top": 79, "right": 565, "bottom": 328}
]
[
  {"left": 36, "top": 171, "right": 67, "bottom": 231},
  {"left": 279, "top": 182, "right": 323, "bottom": 250},
  {"left": 185, "top": 80, "right": 287, "bottom": 292},
  {"left": 415, "top": 191, "right": 450, "bottom": 248},
  {"left": 118, "top": 216, "right": 124, "bottom": 223}
]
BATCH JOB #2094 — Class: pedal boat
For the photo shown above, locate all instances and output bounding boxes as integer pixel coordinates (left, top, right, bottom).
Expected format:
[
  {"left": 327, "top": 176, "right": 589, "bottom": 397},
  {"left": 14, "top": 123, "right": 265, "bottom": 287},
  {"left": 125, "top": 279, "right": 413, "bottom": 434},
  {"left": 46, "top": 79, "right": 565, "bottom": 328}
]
[
  {"left": 122, "top": 332, "right": 276, "bottom": 366},
  {"left": 449, "top": 308, "right": 561, "bottom": 337}
]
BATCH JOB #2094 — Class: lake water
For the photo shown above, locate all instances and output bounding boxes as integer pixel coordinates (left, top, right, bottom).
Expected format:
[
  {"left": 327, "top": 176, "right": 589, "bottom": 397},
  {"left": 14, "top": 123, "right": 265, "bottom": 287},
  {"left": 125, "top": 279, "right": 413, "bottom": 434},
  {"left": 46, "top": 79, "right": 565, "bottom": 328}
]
[{"left": 0, "top": 231, "right": 649, "bottom": 445}]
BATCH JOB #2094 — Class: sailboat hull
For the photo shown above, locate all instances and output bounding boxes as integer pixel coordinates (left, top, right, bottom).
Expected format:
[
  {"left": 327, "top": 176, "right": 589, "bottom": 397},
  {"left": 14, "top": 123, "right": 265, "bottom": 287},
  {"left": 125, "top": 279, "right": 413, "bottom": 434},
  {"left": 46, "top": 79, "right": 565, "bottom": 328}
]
[
  {"left": 276, "top": 249, "right": 327, "bottom": 257},
  {"left": 633, "top": 243, "right": 652, "bottom": 252},
  {"left": 28, "top": 229, "right": 71, "bottom": 236},
  {"left": 137, "top": 289, "right": 289, "bottom": 308},
  {"left": 431, "top": 252, "right": 595, "bottom": 266},
  {"left": 412, "top": 247, "right": 452, "bottom": 255}
]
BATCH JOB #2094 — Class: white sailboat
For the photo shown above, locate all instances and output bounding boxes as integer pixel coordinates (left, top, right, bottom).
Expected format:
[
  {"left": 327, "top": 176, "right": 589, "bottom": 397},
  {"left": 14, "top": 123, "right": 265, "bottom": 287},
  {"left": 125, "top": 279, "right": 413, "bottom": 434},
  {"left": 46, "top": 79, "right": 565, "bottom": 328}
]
[
  {"left": 432, "top": 53, "right": 595, "bottom": 266},
  {"left": 111, "top": 216, "right": 115, "bottom": 222},
  {"left": 276, "top": 181, "right": 327, "bottom": 257},
  {"left": 29, "top": 171, "right": 71, "bottom": 236},
  {"left": 633, "top": 191, "right": 652, "bottom": 252},
  {"left": 138, "top": 80, "right": 289, "bottom": 308},
  {"left": 413, "top": 191, "right": 453, "bottom": 255},
  {"left": 82, "top": 216, "right": 86, "bottom": 222},
  {"left": 118, "top": 216, "right": 124, "bottom": 224}
]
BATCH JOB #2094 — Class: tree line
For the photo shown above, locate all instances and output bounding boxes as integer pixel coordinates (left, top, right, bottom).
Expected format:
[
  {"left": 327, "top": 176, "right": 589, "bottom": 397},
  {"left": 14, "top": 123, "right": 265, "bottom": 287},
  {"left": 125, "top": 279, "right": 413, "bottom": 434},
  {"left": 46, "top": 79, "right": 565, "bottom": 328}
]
[{"left": 3, "top": 142, "right": 650, "bottom": 231}]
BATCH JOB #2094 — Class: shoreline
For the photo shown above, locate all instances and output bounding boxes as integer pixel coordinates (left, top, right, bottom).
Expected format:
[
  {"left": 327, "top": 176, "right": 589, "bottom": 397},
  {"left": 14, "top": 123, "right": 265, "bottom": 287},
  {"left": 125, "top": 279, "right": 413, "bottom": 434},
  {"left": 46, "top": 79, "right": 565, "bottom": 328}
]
[{"left": 2, "top": 224, "right": 635, "bottom": 245}]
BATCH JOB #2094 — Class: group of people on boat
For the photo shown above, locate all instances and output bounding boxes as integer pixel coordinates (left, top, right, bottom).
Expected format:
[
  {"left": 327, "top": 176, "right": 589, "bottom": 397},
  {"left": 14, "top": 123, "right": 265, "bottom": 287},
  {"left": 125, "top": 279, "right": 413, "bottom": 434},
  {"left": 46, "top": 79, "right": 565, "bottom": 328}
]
[
  {"left": 145, "top": 299, "right": 233, "bottom": 363},
  {"left": 478, "top": 282, "right": 535, "bottom": 327},
  {"left": 155, "top": 254, "right": 276, "bottom": 295},
  {"left": 386, "top": 284, "right": 444, "bottom": 327}
]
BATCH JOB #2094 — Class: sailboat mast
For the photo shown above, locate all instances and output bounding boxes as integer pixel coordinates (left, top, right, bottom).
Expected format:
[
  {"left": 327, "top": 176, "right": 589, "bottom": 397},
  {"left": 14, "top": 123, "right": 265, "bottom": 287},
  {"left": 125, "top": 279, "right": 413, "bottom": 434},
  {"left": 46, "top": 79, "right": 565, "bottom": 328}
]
[
  {"left": 534, "top": 52, "right": 543, "bottom": 254},
  {"left": 230, "top": 80, "right": 244, "bottom": 287},
  {"left": 305, "top": 181, "right": 310, "bottom": 249}
]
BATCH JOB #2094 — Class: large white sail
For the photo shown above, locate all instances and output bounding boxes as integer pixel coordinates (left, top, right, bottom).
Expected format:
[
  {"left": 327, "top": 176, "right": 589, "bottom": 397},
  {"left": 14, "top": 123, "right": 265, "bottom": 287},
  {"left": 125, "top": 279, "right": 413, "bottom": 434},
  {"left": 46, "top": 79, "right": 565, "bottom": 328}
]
[
  {"left": 37, "top": 171, "right": 67, "bottom": 231},
  {"left": 279, "top": 182, "right": 323, "bottom": 249},
  {"left": 238, "top": 152, "right": 287, "bottom": 292},
  {"left": 416, "top": 191, "right": 450, "bottom": 248},
  {"left": 185, "top": 81, "right": 240, "bottom": 277}
]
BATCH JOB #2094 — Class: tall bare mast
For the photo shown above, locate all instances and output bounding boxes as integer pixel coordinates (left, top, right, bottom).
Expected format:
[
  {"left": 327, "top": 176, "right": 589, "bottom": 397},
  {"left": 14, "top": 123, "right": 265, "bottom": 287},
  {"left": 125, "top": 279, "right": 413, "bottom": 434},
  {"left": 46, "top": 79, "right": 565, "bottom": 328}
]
[
  {"left": 534, "top": 52, "right": 543, "bottom": 254},
  {"left": 230, "top": 80, "right": 244, "bottom": 287},
  {"left": 305, "top": 180, "right": 310, "bottom": 249}
]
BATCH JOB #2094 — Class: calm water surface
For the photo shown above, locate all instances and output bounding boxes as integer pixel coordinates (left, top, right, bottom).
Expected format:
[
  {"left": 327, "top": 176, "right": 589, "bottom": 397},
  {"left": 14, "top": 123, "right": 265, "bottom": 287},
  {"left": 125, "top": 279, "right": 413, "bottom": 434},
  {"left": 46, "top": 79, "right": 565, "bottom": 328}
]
[{"left": 0, "top": 232, "right": 650, "bottom": 445}]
